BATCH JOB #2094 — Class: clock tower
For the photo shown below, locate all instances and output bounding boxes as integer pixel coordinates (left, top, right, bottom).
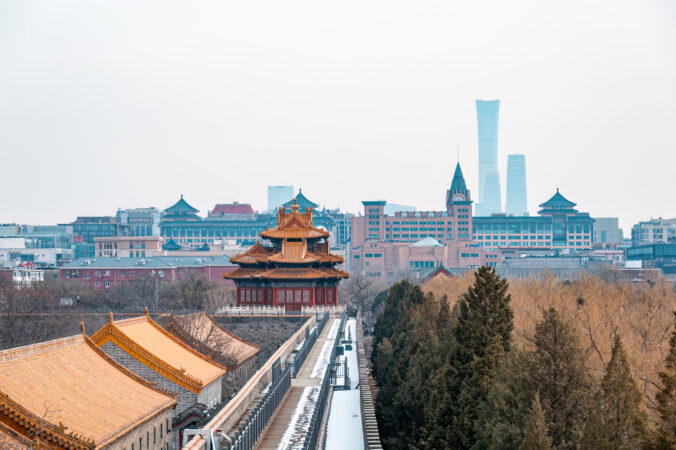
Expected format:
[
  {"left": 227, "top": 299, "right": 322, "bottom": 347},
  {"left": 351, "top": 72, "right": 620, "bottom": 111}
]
[{"left": 446, "top": 163, "right": 474, "bottom": 240}]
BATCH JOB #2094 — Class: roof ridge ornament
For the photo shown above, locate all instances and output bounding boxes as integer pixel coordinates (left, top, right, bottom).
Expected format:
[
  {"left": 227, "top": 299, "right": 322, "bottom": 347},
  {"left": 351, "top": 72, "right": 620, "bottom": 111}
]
[
  {"left": 291, "top": 197, "right": 299, "bottom": 212},
  {"left": 80, "top": 322, "right": 85, "bottom": 335},
  {"left": 109, "top": 311, "right": 114, "bottom": 323},
  {"left": 144, "top": 306, "right": 149, "bottom": 316}
]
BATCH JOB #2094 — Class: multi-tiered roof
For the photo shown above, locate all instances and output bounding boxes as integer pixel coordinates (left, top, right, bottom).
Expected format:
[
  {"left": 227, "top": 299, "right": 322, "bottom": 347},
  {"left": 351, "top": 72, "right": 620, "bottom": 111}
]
[{"left": 225, "top": 199, "right": 349, "bottom": 282}]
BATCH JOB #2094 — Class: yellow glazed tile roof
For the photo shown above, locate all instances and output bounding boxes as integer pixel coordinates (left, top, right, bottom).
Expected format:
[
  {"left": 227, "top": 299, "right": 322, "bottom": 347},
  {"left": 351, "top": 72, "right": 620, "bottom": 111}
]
[
  {"left": 171, "top": 312, "right": 259, "bottom": 366},
  {"left": 92, "top": 313, "right": 226, "bottom": 393},
  {"left": 0, "top": 422, "right": 29, "bottom": 448},
  {"left": 0, "top": 334, "right": 176, "bottom": 449}
]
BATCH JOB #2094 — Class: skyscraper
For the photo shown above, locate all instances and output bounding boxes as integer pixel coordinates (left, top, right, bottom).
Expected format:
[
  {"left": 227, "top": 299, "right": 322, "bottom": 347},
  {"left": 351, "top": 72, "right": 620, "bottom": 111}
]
[
  {"left": 267, "top": 185, "right": 294, "bottom": 211},
  {"left": 476, "top": 99, "right": 501, "bottom": 216},
  {"left": 505, "top": 154, "right": 527, "bottom": 216}
]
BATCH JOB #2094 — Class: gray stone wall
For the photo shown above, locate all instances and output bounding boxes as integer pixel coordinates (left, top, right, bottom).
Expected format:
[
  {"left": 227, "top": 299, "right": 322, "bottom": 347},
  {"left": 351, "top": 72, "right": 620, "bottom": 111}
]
[
  {"left": 103, "top": 409, "right": 172, "bottom": 450},
  {"left": 100, "top": 341, "right": 205, "bottom": 449}
]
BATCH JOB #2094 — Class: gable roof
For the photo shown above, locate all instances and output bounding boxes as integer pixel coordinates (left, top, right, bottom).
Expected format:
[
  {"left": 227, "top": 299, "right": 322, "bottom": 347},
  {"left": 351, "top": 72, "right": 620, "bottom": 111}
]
[
  {"left": 91, "top": 313, "right": 226, "bottom": 394},
  {"left": 165, "top": 312, "right": 260, "bottom": 367},
  {"left": 0, "top": 333, "right": 176, "bottom": 449},
  {"left": 420, "top": 264, "right": 464, "bottom": 283},
  {"left": 539, "top": 188, "right": 577, "bottom": 209},
  {"left": 165, "top": 195, "right": 199, "bottom": 214}
]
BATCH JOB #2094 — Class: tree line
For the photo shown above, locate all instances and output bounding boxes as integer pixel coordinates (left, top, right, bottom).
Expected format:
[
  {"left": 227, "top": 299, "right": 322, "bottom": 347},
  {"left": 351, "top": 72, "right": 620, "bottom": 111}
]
[
  {"left": 372, "top": 267, "right": 676, "bottom": 449},
  {"left": 0, "top": 275, "right": 235, "bottom": 349}
]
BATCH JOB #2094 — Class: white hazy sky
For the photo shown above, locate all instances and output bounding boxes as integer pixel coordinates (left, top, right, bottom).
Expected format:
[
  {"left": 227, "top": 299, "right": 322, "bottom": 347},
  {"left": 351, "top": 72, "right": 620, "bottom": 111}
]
[{"left": 1, "top": 1, "right": 674, "bottom": 233}]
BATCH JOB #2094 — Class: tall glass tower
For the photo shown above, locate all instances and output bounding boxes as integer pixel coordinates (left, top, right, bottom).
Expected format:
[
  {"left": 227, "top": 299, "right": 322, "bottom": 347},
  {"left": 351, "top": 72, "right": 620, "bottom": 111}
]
[
  {"left": 506, "top": 154, "right": 527, "bottom": 216},
  {"left": 476, "top": 100, "right": 501, "bottom": 215}
]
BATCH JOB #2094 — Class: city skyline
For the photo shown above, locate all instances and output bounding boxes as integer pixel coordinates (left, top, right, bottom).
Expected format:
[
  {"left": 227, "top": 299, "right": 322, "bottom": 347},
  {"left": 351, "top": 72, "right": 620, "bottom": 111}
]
[{"left": 1, "top": 1, "right": 675, "bottom": 233}]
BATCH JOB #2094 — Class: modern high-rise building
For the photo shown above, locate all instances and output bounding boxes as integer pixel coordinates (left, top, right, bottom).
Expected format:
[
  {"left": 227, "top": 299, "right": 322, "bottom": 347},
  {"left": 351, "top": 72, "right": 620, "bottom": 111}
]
[
  {"left": 505, "top": 154, "right": 527, "bottom": 216},
  {"left": 267, "top": 185, "right": 294, "bottom": 211},
  {"left": 482, "top": 172, "right": 502, "bottom": 216},
  {"left": 476, "top": 99, "right": 501, "bottom": 216}
]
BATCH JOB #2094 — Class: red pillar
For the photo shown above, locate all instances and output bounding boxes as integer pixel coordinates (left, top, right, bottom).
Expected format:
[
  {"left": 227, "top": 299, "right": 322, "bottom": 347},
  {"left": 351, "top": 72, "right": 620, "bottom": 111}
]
[{"left": 310, "top": 285, "right": 316, "bottom": 306}]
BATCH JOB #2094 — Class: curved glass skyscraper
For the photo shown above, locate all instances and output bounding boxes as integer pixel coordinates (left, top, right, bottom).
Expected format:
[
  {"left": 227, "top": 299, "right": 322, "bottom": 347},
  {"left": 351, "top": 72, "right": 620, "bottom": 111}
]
[{"left": 476, "top": 100, "right": 501, "bottom": 216}]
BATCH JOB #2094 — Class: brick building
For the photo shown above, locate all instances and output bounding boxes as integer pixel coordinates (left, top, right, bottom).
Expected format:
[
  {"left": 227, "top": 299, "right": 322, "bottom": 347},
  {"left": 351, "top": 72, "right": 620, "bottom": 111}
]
[
  {"left": 59, "top": 255, "right": 236, "bottom": 290},
  {"left": 0, "top": 329, "right": 176, "bottom": 449},
  {"left": 95, "top": 236, "right": 163, "bottom": 258},
  {"left": 92, "top": 312, "right": 226, "bottom": 448},
  {"left": 351, "top": 164, "right": 499, "bottom": 277}
]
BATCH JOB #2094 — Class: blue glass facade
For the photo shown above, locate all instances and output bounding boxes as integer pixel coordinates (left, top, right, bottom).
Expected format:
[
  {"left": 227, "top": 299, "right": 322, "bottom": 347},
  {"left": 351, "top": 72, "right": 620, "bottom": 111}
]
[{"left": 476, "top": 99, "right": 501, "bottom": 215}]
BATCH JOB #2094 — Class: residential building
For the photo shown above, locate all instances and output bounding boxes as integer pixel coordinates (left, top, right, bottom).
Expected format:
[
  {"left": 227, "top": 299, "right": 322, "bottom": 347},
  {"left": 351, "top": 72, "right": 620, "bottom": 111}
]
[
  {"left": 0, "top": 330, "right": 176, "bottom": 449},
  {"left": 95, "top": 236, "right": 164, "bottom": 258},
  {"left": 225, "top": 199, "right": 349, "bottom": 309},
  {"left": 0, "top": 262, "right": 45, "bottom": 287},
  {"left": 59, "top": 255, "right": 236, "bottom": 289},
  {"left": 505, "top": 154, "right": 527, "bottom": 216},
  {"left": 476, "top": 99, "right": 502, "bottom": 216},
  {"left": 92, "top": 312, "right": 226, "bottom": 447},
  {"left": 267, "top": 185, "right": 294, "bottom": 211},
  {"left": 631, "top": 218, "right": 676, "bottom": 246}
]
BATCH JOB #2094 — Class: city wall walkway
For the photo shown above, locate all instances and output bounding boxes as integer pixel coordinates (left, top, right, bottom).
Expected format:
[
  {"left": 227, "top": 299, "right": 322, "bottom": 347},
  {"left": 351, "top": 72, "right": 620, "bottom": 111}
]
[{"left": 255, "top": 316, "right": 338, "bottom": 450}]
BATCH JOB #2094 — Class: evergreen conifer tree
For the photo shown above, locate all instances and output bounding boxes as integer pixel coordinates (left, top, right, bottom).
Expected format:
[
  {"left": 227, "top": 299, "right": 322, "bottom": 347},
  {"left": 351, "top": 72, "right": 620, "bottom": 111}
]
[
  {"left": 527, "top": 308, "right": 591, "bottom": 450},
  {"left": 519, "top": 393, "right": 552, "bottom": 450},
  {"left": 426, "top": 266, "right": 514, "bottom": 449},
  {"left": 655, "top": 312, "right": 676, "bottom": 448},
  {"left": 582, "top": 335, "right": 647, "bottom": 449}
]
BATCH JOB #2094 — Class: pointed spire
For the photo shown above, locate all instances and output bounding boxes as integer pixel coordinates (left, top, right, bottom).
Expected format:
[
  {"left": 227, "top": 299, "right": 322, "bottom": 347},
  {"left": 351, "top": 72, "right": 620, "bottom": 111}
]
[
  {"left": 451, "top": 162, "right": 467, "bottom": 193},
  {"left": 144, "top": 306, "right": 149, "bottom": 316},
  {"left": 108, "top": 311, "right": 114, "bottom": 323}
]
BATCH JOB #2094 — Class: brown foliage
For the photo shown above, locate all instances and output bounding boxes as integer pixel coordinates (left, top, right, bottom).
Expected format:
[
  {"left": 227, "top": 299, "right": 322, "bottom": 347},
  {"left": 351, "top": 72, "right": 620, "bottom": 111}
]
[{"left": 423, "top": 272, "right": 676, "bottom": 420}]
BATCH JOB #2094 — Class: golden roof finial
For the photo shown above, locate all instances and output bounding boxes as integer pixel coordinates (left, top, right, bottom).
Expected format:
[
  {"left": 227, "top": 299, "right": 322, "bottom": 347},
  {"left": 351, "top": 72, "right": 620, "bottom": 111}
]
[
  {"left": 109, "top": 311, "right": 114, "bottom": 323},
  {"left": 291, "top": 197, "right": 299, "bottom": 212},
  {"left": 144, "top": 306, "right": 149, "bottom": 316},
  {"left": 80, "top": 322, "right": 85, "bottom": 335}
]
